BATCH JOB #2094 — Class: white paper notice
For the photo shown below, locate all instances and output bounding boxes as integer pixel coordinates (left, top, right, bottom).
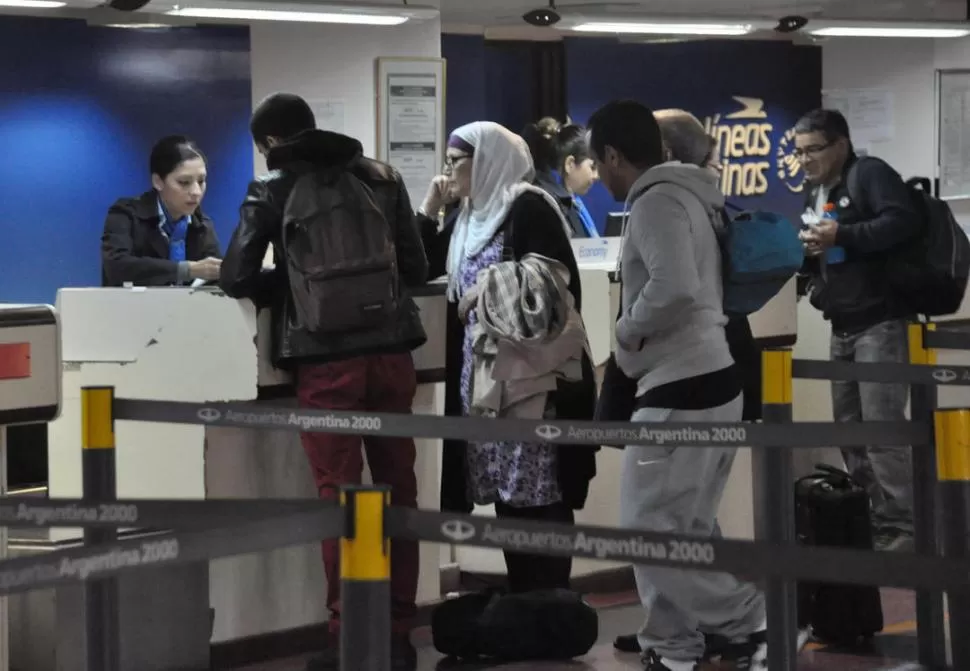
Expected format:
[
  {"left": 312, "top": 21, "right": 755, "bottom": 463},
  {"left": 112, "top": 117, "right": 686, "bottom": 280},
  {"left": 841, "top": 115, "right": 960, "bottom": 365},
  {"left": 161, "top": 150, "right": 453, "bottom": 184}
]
[
  {"left": 822, "top": 88, "right": 894, "bottom": 148},
  {"left": 387, "top": 74, "right": 438, "bottom": 203},
  {"left": 939, "top": 73, "right": 970, "bottom": 199},
  {"left": 309, "top": 99, "right": 345, "bottom": 135}
]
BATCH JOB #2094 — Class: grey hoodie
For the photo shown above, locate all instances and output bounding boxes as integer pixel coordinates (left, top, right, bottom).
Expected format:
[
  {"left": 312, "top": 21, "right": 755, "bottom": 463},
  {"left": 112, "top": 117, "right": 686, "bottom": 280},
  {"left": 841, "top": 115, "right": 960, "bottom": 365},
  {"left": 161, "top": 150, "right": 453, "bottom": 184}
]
[{"left": 614, "top": 162, "right": 733, "bottom": 396}]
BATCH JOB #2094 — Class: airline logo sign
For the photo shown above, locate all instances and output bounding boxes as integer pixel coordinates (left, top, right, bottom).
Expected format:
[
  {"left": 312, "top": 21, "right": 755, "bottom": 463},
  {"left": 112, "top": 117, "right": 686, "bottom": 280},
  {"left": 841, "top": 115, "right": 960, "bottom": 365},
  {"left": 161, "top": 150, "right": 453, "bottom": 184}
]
[{"left": 0, "top": 343, "right": 30, "bottom": 381}]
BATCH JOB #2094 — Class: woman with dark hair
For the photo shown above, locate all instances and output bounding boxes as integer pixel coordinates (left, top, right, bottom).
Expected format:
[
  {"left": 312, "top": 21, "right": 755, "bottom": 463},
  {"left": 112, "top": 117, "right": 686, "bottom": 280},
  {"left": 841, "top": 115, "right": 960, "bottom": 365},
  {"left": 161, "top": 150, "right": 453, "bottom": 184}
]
[
  {"left": 101, "top": 135, "right": 221, "bottom": 286},
  {"left": 522, "top": 121, "right": 599, "bottom": 237}
]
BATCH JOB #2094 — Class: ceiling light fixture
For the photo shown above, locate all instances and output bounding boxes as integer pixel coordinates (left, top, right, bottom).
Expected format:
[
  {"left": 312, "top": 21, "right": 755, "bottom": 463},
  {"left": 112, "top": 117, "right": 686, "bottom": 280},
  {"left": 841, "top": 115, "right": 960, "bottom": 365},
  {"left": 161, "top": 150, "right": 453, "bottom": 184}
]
[
  {"left": 809, "top": 21, "right": 970, "bottom": 38},
  {"left": 166, "top": 7, "right": 410, "bottom": 25},
  {"left": 0, "top": 0, "right": 67, "bottom": 7},
  {"left": 570, "top": 21, "right": 753, "bottom": 36}
]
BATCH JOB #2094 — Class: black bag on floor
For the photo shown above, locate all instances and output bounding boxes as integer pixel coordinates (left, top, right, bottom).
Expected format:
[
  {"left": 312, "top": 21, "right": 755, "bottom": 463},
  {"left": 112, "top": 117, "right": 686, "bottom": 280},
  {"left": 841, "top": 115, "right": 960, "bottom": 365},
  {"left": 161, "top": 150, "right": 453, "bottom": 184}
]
[
  {"left": 795, "top": 464, "right": 884, "bottom": 644},
  {"left": 431, "top": 588, "right": 598, "bottom": 661}
]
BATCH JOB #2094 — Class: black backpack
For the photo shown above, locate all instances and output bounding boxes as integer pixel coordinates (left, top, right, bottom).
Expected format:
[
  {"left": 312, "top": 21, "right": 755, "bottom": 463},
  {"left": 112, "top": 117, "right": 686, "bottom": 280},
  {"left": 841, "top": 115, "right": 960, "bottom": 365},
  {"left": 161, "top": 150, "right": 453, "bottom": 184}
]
[
  {"left": 282, "top": 168, "right": 399, "bottom": 334},
  {"left": 848, "top": 158, "right": 970, "bottom": 317},
  {"left": 431, "top": 588, "right": 598, "bottom": 662}
]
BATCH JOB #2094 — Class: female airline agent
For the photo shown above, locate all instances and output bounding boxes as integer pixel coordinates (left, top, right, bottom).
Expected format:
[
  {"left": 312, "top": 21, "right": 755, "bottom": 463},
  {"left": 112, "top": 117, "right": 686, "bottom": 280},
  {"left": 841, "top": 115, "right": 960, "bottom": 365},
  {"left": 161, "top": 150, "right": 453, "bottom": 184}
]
[{"left": 101, "top": 135, "right": 222, "bottom": 286}]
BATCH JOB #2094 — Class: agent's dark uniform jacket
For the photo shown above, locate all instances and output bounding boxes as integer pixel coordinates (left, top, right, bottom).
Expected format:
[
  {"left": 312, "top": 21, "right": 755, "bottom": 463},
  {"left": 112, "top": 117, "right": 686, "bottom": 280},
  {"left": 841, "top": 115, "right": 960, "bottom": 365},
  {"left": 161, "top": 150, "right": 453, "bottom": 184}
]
[
  {"left": 101, "top": 191, "right": 220, "bottom": 287},
  {"left": 219, "top": 130, "right": 428, "bottom": 368},
  {"left": 799, "top": 154, "right": 921, "bottom": 334}
]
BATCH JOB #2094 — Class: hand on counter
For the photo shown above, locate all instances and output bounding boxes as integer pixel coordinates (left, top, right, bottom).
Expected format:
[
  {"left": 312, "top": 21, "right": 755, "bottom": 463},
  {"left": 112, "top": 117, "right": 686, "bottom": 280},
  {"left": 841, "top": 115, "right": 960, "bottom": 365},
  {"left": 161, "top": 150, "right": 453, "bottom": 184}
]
[{"left": 189, "top": 257, "right": 222, "bottom": 281}]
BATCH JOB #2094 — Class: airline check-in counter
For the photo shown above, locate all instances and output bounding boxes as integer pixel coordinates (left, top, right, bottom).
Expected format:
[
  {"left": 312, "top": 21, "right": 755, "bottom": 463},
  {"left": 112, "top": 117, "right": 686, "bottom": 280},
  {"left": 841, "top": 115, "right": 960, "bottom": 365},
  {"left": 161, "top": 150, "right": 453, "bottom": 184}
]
[
  {"left": 454, "top": 238, "right": 799, "bottom": 579},
  {"left": 11, "top": 285, "right": 447, "bottom": 670},
  {"left": 1, "top": 304, "right": 61, "bottom": 671}
]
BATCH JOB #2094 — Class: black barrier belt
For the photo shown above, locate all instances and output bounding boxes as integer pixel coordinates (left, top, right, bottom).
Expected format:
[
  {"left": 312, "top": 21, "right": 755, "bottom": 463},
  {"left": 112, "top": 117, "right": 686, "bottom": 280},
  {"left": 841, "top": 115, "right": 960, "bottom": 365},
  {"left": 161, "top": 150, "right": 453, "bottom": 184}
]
[
  {"left": 0, "top": 498, "right": 334, "bottom": 529},
  {"left": 0, "top": 507, "right": 344, "bottom": 596},
  {"left": 390, "top": 509, "right": 970, "bottom": 592},
  {"left": 113, "top": 399, "right": 931, "bottom": 449},
  {"left": 924, "top": 329, "right": 970, "bottom": 351},
  {"left": 793, "top": 358, "right": 970, "bottom": 386}
]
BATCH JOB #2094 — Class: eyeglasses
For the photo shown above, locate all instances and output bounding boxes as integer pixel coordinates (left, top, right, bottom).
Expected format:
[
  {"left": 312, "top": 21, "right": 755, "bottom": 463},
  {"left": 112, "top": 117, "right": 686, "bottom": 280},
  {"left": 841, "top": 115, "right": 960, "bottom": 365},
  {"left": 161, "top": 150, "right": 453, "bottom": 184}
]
[
  {"left": 792, "top": 143, "right": 833, "bottom": 159},
  {"left": 443, "top": 154, "right": 471, "bottom": 172}
]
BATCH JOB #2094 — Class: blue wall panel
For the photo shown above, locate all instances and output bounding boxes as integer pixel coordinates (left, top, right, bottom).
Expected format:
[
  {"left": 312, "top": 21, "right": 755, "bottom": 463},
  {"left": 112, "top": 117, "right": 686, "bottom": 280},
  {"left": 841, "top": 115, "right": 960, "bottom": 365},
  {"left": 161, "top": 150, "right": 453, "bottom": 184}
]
[
  {"left": 0, "top": 16, "right": 252, "bottom": 304},
  {"left": 442, "top": 33, "right": 486, "bottom": 135},
  {"left": 564, "top": 37, "right": 822, "bottom": 233}
]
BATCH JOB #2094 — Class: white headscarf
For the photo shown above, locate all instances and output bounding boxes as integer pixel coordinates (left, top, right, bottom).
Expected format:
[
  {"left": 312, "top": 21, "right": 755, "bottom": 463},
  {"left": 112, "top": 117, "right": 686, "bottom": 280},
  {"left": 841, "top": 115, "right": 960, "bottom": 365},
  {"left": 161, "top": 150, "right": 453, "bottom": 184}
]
[{"left": 445, "top": 121, "right": 571, "bottom": 300}]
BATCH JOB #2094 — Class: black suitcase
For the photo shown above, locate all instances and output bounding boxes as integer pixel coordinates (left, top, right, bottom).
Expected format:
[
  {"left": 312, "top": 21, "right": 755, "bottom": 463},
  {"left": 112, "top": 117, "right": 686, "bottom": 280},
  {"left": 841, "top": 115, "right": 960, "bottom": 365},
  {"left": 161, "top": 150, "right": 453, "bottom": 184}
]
[{"left": 795, "top": 464, "right": 884, "bottom": 645}]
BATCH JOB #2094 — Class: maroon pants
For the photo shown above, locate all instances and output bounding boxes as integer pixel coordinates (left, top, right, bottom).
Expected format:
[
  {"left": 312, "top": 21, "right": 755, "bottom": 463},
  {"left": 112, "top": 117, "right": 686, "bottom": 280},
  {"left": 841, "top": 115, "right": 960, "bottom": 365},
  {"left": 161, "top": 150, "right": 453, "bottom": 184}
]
[{"left": 297, "top": 353, "right": 419, "bottom": 635}]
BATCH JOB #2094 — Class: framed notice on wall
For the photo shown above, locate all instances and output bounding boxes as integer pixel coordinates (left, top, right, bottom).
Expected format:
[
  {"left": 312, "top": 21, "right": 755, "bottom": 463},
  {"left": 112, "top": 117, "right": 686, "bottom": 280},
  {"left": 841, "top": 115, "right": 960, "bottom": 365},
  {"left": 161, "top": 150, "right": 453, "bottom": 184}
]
[
  {"left": 376, "top": 57, "right": 447, "bottom": 206},
  {"left": 937, "top": 70, "right": 970, "bottom": 201}
]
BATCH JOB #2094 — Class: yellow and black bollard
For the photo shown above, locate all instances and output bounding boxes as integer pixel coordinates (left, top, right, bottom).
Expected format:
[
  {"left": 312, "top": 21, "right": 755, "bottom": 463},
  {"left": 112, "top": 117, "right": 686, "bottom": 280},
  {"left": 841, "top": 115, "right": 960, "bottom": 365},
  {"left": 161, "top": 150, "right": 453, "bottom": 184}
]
[
  {"left": 754, "top": 348, "right": 797, "bottom": 671},
  {"left": 80, "top": 386, "right": 120, "bottom": 671},
  {"left": 339, "top": 484, "right": 392, "bottom": 671},
  {"left": 934, "top": 409, "right": 970, "bottom": 668},
  {"left": 907, "top": 323, "right": 947, "bottom": 668}
]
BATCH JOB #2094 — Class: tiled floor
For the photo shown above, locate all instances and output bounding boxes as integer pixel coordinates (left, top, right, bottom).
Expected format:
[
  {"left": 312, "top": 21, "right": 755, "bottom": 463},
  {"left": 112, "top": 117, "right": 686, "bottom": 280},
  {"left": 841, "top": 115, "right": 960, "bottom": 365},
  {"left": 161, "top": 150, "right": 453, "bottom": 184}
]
[{"left": 235, "top": 588, "right": 931, "bottom": 671}]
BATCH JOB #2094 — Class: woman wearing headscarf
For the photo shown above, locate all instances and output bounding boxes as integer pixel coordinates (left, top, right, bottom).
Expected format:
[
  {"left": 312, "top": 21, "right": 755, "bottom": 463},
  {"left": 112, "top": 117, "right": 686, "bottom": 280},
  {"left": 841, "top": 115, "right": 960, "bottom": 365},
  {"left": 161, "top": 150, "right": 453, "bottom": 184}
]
[{"left": 418, "top": 121, "right": 598, "bottom": 592}]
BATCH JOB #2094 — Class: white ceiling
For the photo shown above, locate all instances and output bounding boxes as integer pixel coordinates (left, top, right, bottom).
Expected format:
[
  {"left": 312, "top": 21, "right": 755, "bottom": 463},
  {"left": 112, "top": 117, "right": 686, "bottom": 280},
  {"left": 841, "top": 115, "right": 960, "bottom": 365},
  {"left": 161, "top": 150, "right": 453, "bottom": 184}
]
[
  {"left": 23, "top": 0, "right": 970, "bottom": 28},
  {"left": 439, "top": 0, "right": 967, "bottom": 25}
]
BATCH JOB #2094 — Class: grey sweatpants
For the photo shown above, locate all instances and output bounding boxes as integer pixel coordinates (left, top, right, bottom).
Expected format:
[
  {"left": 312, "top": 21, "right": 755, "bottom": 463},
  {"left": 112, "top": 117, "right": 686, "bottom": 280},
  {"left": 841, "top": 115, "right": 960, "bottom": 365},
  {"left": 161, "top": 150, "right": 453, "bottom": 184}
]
[
  {"left": 620, "top": 397, "right": 765, "bottom": 662},
  {"left": 831, "top": 319, "right": 913, "bottom": 534}
]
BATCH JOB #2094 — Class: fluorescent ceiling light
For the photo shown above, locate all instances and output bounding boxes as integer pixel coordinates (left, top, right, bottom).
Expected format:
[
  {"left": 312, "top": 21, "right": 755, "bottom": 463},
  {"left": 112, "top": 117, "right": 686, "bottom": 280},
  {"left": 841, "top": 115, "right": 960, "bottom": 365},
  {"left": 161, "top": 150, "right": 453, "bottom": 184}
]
[
  {"left": 571, "top": 21, "right": 752, "bottom": 36},
  {"left": 105, "top": 23, "right": 174, "bottom": 29},
  {"left": 0, "top": 0, "right": 67, "bottom": 7},
  {"left": 810, "top": 23, "right": 970, "bottom": 38},
  {"left": 167, "top": 7, "right": 409, "bottom": 25}
]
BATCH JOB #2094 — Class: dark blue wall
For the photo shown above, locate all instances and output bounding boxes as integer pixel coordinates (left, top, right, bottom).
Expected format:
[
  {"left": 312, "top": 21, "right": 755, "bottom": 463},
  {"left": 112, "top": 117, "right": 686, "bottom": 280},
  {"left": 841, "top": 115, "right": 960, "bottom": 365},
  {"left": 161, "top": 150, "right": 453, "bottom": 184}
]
[
  {"left": 0, "top": 16, "right": 252, "bottom": 305},
  {"left": 565, "top": 38, "right": 822, "bottom": 232},
  {"left": 442, "top": 35, "right": 537, "bottom": 136}
]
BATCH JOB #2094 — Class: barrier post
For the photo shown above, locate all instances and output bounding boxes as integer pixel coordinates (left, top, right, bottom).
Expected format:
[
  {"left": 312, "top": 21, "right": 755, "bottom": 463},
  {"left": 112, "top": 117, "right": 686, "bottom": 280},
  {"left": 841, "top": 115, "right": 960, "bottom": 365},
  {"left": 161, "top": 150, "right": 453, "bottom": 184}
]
[
  {"left": 935, "top": 409, "right": 970, "bottom": 669},
  {"left": 753, "top": 348, "right": 797, "bottom": 671},
  {"left": 339, "top": 484, "right": 391, "bottom": 671},
  {"left": 908, "top": 323, "right": 948, "bottom": 669},
  {"left": 80, "top": 386, "right": 119, "bottom": 671}
]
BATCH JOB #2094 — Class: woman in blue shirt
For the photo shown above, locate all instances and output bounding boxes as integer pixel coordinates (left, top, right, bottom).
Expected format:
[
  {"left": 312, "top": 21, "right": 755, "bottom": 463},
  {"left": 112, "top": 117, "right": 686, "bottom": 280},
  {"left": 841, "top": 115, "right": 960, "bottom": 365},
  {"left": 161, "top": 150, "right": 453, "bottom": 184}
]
[
  {"left": 101, "top": 135, "right": 221, "bottom": 287},
  {"left": 523, "top": 122, "right": 599, "bottom": 238}
]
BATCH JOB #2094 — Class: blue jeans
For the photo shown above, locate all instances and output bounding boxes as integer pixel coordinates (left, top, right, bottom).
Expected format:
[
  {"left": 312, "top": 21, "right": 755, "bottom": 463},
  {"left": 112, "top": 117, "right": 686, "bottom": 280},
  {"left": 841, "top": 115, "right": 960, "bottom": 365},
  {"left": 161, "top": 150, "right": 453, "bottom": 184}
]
[{"left": 831, "top": 319, "right": 913, "bottom": 535}]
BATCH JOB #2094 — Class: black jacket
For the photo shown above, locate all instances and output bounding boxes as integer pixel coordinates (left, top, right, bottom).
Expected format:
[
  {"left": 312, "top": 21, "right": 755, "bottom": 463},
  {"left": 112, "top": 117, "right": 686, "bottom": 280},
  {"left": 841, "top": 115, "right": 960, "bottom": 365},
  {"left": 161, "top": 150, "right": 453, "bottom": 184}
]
[
  {"left": 219, "top": 130, "right": 429, "bottom": 368},
  {"left": 421, "top": 191, "right": 599, "bottom": 513},
  {"left": 800, "top": 154, "right": 920, "bottom": 333},
  {"left": 534, "top": 169, "right": 586, "bottom": 238},
  {"left": 101, "top": 191, "right": 221, "bottom": 287}
]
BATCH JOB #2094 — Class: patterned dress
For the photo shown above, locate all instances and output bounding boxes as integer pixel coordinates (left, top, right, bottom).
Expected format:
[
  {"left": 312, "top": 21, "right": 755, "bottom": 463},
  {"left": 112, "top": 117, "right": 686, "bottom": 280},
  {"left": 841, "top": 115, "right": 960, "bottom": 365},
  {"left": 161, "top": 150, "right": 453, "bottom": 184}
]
[{"left": 458, "top": 235, "right": 562, "bottom": 508}]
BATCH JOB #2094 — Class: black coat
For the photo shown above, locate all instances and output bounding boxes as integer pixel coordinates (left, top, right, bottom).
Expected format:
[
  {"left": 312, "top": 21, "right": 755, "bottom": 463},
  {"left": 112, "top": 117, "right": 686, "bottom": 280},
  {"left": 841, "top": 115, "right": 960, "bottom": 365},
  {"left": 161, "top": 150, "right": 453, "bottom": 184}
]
[
  {"left": 420, "top": 190, "right": 599, "bottom": 513},
  {"left": 799, "top": 154, "right": 920, "bottom": 333},
  {"left": 101, "top": 191, "right": 221, "bottom": 287},
  {"left": 219, "top": 130, "right": 429, "bottom": 369}
]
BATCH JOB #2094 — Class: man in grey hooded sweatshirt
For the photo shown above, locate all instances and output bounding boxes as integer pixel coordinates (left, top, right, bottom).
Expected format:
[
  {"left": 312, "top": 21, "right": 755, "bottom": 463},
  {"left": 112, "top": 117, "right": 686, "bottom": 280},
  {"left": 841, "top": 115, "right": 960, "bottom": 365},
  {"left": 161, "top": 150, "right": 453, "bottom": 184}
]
[{"left": 587, "top": 100, "right": 767, "bottom": 671}]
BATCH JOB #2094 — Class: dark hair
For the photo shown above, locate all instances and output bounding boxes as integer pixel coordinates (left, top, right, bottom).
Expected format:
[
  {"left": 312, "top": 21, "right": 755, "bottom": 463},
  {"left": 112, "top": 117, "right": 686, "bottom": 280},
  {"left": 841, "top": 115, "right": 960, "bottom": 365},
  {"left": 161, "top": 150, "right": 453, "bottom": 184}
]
[
  {"left": 794, "top": 108, "right": 851, "bottom": 144},
  {"left": 555, "top": 124, "right": 591, "bottom": 173},
  {"left": 250, "top": 92, "right": 316, "bottom": 146},
  {"left": 522, "top": 121, "right": 559, "bottom": 172},
  {"left": 588, "top": 100, "right": 663, "bottom": 169},
  {"left": 149, "top": 135, "right": 205, "bottom": 179}
]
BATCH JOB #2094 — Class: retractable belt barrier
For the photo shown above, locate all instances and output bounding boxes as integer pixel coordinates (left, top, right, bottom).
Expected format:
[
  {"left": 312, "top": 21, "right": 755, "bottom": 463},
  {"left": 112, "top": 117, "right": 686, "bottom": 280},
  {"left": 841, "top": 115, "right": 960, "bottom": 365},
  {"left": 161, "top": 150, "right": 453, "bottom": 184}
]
[
  {"left": 10, "top": 326, "right": 970, "bottom": 671},
  {"left": 0, "top": 497, "right": 967, "bottom": 597},
  {"left": 112, "top": 398, "right": 931, "bottom": 449}
]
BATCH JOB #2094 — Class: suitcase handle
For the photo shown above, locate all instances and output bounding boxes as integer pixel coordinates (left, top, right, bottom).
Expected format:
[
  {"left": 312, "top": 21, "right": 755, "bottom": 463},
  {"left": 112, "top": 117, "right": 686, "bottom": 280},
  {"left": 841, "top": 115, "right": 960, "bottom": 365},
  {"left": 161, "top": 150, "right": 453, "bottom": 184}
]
[{"left": 811, "top": 463, "right": 861, "bottom": 488}]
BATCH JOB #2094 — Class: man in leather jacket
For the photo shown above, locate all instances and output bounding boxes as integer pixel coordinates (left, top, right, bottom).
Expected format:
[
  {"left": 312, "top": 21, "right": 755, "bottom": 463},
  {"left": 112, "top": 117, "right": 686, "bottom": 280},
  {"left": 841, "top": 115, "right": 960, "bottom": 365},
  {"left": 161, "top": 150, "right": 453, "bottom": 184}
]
[
  {"left": 796, "top": 108, "right": 920, "bottom": 552},
  {"left": 219, "top": 93, "right": 428, "bottom": 671}
]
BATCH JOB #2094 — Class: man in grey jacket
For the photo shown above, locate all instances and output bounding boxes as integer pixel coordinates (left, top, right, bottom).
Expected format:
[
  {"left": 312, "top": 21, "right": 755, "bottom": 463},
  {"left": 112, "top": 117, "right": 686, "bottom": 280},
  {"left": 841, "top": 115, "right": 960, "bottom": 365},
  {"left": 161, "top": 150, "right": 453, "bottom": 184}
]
[{"left": 588, "top": 99, "right": 767, "bottom": 671}]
